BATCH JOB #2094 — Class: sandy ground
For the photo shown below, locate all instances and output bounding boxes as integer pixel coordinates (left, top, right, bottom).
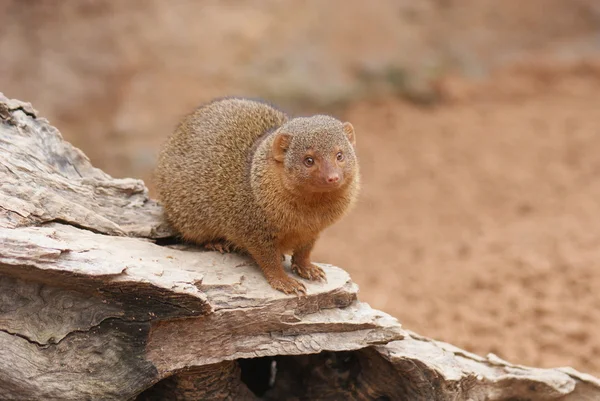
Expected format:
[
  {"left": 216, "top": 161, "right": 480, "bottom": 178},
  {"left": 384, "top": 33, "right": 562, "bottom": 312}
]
[{"left": 313, "top": 63, "right": 600, "bottom": 375}]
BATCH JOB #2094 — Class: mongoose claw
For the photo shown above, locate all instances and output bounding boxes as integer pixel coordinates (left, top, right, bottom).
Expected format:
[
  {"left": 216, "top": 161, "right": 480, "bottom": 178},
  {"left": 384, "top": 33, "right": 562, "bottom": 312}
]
[
  {"left": 291, "top": 263, "right": 327, "bottom": 282},
  {"left": 268, "top": 275, "right": 307, "bottom": 296}
]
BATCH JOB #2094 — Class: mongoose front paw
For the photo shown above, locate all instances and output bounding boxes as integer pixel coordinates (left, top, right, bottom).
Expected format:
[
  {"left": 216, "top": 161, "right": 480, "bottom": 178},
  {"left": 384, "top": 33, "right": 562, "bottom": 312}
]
[
  {"left": 291, "top": 263, "right": 327, "bottom": 282},
  {"left": 268, "top": 275, "right": 307, "bottom": 295}
]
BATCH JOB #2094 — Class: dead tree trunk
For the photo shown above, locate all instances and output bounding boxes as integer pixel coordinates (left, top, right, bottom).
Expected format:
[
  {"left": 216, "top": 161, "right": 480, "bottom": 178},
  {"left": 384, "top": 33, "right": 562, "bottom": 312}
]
[{"left": 0, "top": 92, "right": 599, "bottom": 400}]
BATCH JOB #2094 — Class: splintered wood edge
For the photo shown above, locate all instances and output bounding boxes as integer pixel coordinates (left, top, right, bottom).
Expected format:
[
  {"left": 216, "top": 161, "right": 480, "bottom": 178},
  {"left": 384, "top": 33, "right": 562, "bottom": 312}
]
[
  {"left": 376, "top": 333, "right": 600, "bottom": 399},
  {"left": 147, "top": 302, "right": 404, "bottom": 374},
  {"left": 0, "top": 224, "right": 361, "bottom": 307},
  {"left": 0, "top": 92, "right": 172, "bottom": 238},
  {"left": 0, "top": 223, "right": 395, "bottom": 347}
]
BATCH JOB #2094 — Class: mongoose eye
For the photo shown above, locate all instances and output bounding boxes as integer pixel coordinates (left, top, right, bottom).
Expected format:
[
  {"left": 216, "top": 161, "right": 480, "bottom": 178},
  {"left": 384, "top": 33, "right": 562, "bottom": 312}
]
[
  {"left": 336, "top": 151, "right": 344, "bottom": 162},
  {"left": 304, "top": 157, "right": 315, "bottom": 167}
]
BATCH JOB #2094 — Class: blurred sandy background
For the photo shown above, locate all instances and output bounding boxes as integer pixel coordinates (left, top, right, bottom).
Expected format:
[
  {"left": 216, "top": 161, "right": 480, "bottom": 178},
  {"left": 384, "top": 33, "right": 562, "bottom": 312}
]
[{"left": 2, "top": 0, "right": 600, "bottom": 375}]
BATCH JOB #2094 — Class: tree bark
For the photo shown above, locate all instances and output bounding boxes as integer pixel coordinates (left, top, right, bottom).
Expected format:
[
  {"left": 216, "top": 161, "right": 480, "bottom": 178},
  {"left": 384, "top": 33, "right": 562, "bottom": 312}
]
[{"left": 1, "top": 92, "right": 599, "bottom": 400}]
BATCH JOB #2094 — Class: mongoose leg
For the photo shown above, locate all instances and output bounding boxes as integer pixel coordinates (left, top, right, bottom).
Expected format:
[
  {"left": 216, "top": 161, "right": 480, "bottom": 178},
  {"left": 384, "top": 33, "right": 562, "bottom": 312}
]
[
  {"left": 249, "top": 247, "right": 307, "bottom": 295},
  {"left": 291, "top": 240, "right": 327, "bottom": 282},
  {"left": 203, "top": 239, "right": 233, "bottom": 254}
]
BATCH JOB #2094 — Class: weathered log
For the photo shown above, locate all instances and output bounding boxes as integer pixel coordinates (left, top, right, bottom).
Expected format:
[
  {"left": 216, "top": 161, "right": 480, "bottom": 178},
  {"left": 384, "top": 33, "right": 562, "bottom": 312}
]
[{"left": 1, "top": 92, "right": 599, "bottom": 400}]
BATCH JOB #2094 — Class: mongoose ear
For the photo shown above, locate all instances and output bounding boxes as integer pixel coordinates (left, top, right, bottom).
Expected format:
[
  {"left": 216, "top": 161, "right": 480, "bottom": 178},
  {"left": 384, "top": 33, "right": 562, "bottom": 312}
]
[
  {"left": 342, "top": 122, "right": 356, "bottom": 147},
  {"left": 272, "top": 133, "right": 291, "bottom": 162}
]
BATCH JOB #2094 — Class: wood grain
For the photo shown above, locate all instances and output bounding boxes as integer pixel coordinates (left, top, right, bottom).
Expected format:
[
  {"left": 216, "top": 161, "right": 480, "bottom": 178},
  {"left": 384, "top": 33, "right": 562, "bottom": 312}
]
[{"left": 1, "top": 91, "right": 599, "bottom": 400}]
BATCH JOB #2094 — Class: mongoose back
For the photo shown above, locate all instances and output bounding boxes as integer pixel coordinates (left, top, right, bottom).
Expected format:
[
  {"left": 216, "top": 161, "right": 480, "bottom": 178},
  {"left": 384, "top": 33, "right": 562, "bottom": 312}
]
[{"left": 155, "top": 98, "right": 360, "bottom": 294}]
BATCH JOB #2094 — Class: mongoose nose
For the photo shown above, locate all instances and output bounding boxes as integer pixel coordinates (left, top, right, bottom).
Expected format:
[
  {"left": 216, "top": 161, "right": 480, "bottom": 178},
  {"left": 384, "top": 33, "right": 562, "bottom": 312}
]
[{"left": 327, "top": 174, "right": 340, "bottom": 183}]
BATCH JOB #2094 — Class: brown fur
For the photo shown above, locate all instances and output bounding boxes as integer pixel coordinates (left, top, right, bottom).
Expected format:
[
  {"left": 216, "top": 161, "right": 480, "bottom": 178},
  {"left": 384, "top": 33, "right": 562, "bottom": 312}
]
[{"left": 155, "top": 98, "right": 360, "bottom": 294}]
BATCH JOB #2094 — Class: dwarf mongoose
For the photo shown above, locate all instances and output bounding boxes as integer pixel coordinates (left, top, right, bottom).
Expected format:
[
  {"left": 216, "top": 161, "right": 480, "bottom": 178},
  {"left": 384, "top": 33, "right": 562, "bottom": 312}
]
[{"left": 155, "top": 98, "right": 359, "bottom": 294}]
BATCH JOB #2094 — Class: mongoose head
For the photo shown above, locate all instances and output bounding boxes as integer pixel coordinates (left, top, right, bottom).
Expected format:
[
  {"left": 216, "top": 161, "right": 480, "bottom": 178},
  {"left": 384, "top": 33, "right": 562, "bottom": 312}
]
[{"left": 272, "top": 115, "right": 358, "bottom": 193}]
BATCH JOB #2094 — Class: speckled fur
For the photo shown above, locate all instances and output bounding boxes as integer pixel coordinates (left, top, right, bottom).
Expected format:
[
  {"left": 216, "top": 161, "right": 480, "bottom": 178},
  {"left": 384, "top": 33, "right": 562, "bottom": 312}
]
[{"left": 155, "top": 98, "right": 360, "bottom": 294}]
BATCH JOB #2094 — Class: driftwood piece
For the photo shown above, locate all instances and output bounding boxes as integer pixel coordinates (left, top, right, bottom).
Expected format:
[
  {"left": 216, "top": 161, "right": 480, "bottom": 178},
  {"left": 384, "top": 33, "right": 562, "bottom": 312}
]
[
  {"left": 1, "top": 91, "right": 599, "bottom": 400},
  {"left": 0, "top": 94, "right": 170, "bottom": 238}
]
